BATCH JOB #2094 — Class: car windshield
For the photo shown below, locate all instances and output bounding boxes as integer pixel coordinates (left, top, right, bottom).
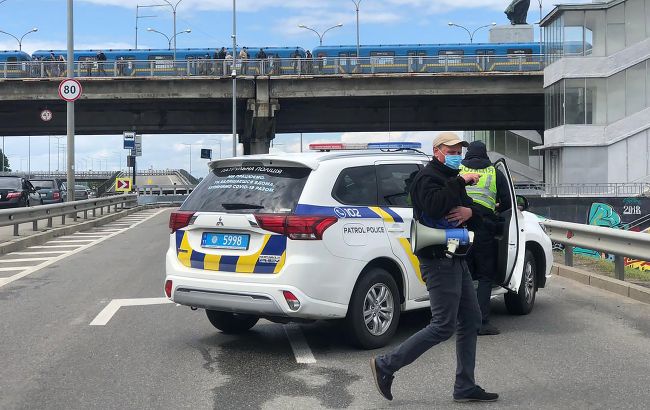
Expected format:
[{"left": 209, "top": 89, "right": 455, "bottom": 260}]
[
  {"left": 30, "top": 180, "right": 55, "bottom": 189},
  {"left": 181, "top": 165, "right": 311, "bottom": 213},
  {"left": 0, "top": 178, "right": 22, "bottom": 190}
]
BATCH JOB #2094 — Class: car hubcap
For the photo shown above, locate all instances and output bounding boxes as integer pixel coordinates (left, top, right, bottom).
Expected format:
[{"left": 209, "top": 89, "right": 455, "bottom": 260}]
[
  {"left": 363, "top": 284, "right": 394, "bottom": 336},
  {"left": 524, "top": 261, "right": 535, "bottom": 303}
]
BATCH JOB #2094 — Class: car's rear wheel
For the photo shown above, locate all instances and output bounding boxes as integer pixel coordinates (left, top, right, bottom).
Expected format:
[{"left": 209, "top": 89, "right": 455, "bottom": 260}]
[
  {"left": 346, "top": 267, "right": 400, "bottom": 349},
  {"left": 505, "top": 249, "right": 537, "bottom": 315},
  {"left": 205, "top": 310, "right": 259, "bottom": 334}
]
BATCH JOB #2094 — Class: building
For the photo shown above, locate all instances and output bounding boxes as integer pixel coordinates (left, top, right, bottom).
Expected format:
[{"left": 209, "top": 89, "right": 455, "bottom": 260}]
[{"left": 540, "top": 0, "right": 650, "bottom": 187}]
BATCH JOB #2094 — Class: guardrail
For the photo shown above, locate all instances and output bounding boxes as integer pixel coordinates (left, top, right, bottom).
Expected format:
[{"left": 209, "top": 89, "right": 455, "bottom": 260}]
[
  {"left": 2, "top": 55, "right": 545, "bottom": 79},
  {"left": 0, "top": 171, "right": 118, "bottom": 179},
  {"left": 541, "top": 219, "right": 650, "bottom": 281},
  {"left": 516, "top": 183, "right": 650, "bottom": 197},
  {"left": 137, "top": 185, "right": 195, "bottom": 195},
  {"left": 0, "top": 194, "right": 137, "bottom": 236}
]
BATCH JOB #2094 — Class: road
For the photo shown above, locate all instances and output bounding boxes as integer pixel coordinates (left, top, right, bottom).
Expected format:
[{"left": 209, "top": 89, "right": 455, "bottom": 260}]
[{"left": 1, "top": 209, "right": 649, "bottom": 410}]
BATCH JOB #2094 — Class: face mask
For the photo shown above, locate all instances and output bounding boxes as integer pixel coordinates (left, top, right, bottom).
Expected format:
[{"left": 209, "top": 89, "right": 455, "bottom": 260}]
[{"left": 444, "top": 154, "right": 463, "bottom": 170}]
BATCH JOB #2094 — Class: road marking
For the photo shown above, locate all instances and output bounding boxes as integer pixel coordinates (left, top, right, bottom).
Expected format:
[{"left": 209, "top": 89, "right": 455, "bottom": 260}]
[
  {"left": 48, "top": 239, "right": 96, "bottom": 244},
  {"left": 0, "top": 257, "right": 51, "bottom": 263},
  {"left": 0, "top": 266, "right": 29, "bottom": 271},
  {"left": 284, "top": 324, "right": 316, "bottom": 364},
  {"left": 12, "top": 251, "right": 68, "bottom": 255},
  {"left": 0, "top": 209, "right": 167, "bottom": 289},
  {"left": 89, "top": 297, "right": 173, "bottom": 326}
]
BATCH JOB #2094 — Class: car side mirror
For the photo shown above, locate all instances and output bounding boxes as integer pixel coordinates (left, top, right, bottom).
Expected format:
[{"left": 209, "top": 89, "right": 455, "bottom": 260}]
[{"left": 516, "top": 195, "right": 529, "bottom": 212}]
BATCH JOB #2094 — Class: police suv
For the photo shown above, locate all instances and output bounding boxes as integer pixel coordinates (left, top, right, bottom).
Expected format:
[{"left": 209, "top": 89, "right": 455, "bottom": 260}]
[{"left": 164, "top": 142, "right": 552, "bottom": 349}]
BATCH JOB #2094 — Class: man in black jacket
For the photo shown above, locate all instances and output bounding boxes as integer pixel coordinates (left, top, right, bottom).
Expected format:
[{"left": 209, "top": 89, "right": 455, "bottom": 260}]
[
  {"left": 460, "top": 141, "right": 511, "bottom": 335},
  {"left": 371, "top": 132, "right": 499, "bottom": 403}
]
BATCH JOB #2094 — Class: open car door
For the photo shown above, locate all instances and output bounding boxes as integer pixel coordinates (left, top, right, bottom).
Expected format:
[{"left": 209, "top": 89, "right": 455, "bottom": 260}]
[{"left": 493, "top": 159, "right": 525, "bottom": 292}]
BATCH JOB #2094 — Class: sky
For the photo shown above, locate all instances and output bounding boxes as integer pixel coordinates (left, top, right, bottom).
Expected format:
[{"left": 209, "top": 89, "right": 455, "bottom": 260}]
[{"left": 0, "top": 0, "right": 588, "bottom": 176}]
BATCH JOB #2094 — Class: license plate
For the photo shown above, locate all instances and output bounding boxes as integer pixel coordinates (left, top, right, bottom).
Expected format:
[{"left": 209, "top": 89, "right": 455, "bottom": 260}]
[{"left": 201, "top": 232, "right": 250, "bottom": 250}]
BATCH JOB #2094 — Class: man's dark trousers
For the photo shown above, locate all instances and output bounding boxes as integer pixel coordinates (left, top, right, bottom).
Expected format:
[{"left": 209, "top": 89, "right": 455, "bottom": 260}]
[
  {"left": 468, "top": 218, "right": 498, "bottom": 325},
  {"left": 376, "top": 256, "right": 482, "bottom": 397}
]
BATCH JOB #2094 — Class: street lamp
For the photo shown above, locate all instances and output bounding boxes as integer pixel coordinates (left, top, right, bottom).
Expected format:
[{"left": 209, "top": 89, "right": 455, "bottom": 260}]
[
  {"left": 160, "top": 0, "right": 184, "bottom": 61},
  {"left": 447, "top": 22, "right": 496, "bottom": 44},
  {"left": 351, "top": 0, "right": 362, "bottom": 58},
  {"left": 0, "top": 27, "right": 38, "bottom": 51},
  {"left": 298, "top": 23, "right": 343, "bottom": 46},
  {"left": 208, "top": 138, "right": 222, "bottom": 159},
  {"left": 135, "top": 4, "right": 165, "bottom": 49},
  {"left": 147, "top": 27, "right": 190, "bottom": 50},
  {"left": 181, "top": 143, "right": 195, "bottom": 174},
  {"left": 170, "top": 29, "right": 191, "bottom": 49}
]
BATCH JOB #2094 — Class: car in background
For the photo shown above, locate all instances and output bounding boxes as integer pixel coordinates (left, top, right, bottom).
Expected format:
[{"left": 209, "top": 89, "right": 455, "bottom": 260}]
[
  {"left": 0, "top": 176, "right": 41, "bottom": 208},
  {"left": 29, "top": 178, "right": 64, "bottom": 204},
  {"left": 61, "top": 183, "right": 90, "bottom": 201}
]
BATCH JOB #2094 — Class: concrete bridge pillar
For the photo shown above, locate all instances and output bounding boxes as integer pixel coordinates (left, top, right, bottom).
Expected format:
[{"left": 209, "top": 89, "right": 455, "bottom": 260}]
[{"left": 242, "top": 79, "right": 279, "bottom": 155}]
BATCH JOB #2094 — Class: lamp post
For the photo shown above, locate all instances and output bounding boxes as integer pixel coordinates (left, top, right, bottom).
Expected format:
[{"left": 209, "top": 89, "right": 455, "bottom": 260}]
[
  {"left": 298, "top": 23, "right": 343, "bottom": 46},
  {"left": 161, "top": 0, "right": 184, "bottom": 61},
  {"left": 147, "top": 27, "right": 190, "bottom": 50},
  {"left": 447, "top": 22, "right": 496, "bottom": 43},
  {"left": 232, "top": 0, "right": 237, "bottom": 157},
  {"left": 0, "top": 27, "right": 38, "bottom": 51},
  {"left": 170, "top": 29, "right": 191, "bottom": 49},
  {"left": 208, "top": 138, "right": 222, "bottom": 159},
  {"left": 135, "top": 4, "right": 165, "bottom": 49},
  {"left": 351, "top": 0, "right": 362, "bottom": 58},
  {"left": 181, "top": 143, "right": 195, "bottom": 174}
]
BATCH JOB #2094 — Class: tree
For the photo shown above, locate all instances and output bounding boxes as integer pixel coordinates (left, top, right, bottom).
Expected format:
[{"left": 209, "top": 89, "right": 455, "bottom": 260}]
[{"left": 0, "top": 149, "right": 10, "bottom": 172}]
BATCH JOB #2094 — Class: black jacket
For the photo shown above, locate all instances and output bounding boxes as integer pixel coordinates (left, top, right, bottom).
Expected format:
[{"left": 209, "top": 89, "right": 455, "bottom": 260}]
[{"left": 410, "top": 158, "right": 482, "bottom": 257}]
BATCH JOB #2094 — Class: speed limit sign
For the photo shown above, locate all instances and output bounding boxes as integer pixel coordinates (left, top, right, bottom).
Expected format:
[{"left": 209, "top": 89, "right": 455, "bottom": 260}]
[{"left": 58, "top": 78, "right": 82, "bottom": 102}]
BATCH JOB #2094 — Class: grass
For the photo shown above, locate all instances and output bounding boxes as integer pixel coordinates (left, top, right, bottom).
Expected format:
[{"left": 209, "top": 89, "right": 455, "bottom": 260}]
[{"left": 553, "top": 251, "right": 650, "bottom": 283}]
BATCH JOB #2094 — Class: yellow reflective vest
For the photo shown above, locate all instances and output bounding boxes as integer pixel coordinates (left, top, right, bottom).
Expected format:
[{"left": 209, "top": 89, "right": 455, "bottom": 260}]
[{"left": 459, "top": 164, "right": 497, "bottom": 211}]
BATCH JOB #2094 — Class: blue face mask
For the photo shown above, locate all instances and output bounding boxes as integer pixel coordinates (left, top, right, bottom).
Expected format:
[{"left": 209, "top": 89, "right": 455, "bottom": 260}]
[{"left": 444, "top": 154, "right": 463, "bottom": 170}]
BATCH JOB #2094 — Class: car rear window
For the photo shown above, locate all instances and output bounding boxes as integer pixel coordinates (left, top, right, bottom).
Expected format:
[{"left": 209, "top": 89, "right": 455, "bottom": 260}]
[
  {"left": 0, "top": 178, "right": 21, "bottom": 189},
  {"left": 180, "top": 165, "right": 311, "bottom": 213},
  {"left": 30, "top": 180, "right": 55, "bottom": 189}
]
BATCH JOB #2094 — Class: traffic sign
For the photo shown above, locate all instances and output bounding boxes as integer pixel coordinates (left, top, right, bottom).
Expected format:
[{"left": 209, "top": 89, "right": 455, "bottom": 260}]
[
  {"left": 58, "top": 79, "right": 82, "bottom": 102},
  {"left": 200, "top": 148, "right": 212, "bottom": 159},
  {"left": 40, "top": 109, "right": 53, "bottom": 122},
  {"left": 115, "top": 178, "right": 132, "bottom": 193},
  {"left": 132, "top": 134, "right": 142, "bottom": 157},
  {"left": 123, "top": 132, "right": 136, "bottom": 149}
]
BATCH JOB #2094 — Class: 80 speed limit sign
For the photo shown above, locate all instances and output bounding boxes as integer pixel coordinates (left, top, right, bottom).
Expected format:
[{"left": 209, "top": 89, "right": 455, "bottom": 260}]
[{"left": 58, "top": 79, "right": 83, "bottom": 102}]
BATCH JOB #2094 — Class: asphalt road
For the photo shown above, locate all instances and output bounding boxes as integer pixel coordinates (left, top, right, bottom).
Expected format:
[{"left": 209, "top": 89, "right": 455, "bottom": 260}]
[{"left": 1, "top": 209, "right": 649, "bottom": 410}]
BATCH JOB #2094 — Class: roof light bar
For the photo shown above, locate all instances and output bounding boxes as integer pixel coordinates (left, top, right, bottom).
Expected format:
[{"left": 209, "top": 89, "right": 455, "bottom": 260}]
[
  {"left": 309, "top": 142, "right": 422, "bottom": 151},
  {"left": 367, "top": 142, "right": 422, "bottom": 150}
]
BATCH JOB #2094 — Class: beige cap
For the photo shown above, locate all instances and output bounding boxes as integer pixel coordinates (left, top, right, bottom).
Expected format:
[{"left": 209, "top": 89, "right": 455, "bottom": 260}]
[{"left": 432, "top": 132, "right": 469, "bottom": 148}]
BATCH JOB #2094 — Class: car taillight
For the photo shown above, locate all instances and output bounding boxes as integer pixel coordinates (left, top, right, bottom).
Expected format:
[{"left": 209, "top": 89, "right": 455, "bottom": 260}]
[
  {"left": 169, "top": 211, "right": 195, "bottom": 233},
  {"left": 53, "top": 192, "right": 60, "bottom": 200},
  {"left": 164, "top": 280, "right": 173, "bottom": 298},
  {"left": 254, "top": 214, "right": 337, "bottom": 240},
  {"left": 6, "top": 192, "right": 21, "bottom": 199}
]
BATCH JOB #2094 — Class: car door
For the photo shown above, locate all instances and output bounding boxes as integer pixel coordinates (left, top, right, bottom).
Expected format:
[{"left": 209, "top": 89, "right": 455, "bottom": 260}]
[
  {"left": 375, "top": 161, "right": 428, "bottom": 303},
  {"left": 24, "top": 180, "right": 41, "bottom": 204},
  {"left": 493, "top": 158, "right": 525, "bottom": 292}
]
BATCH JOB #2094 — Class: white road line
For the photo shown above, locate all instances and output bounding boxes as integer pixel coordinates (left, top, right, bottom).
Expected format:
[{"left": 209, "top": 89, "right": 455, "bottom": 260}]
[
  {"left": 89, "top": 297, "right": 173, "bottom": 326},
  {"left": 0, "top": 257, "right": 51, "bottom": 263},
  {"left": 0, "top": 266, "right": 29, "bottom": 271},
  {"left": 0, "top": 209, "right": 167, "bottom": 289},
  {"left": 12, "top": 251, "right": 68, "bottom": 255},
  {"left": 284, "top": 324, "right": 317, "bottom": 364},
  {"left": 29, "top": 245, "right": 83, "bottom": 249},
  {"left": 48, "top": 240, "right": 96, "bottom": 244},
  {"left": 74, "top": 232, "right": 108, "bottom": 235}
]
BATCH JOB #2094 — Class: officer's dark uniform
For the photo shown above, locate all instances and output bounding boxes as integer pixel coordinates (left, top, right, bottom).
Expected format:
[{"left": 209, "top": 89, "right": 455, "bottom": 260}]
[
  {"left": 376, "top": 145, "right": 484, "bottom": 398},
  {"left": 460, "top": 141, "right": 511, "bottom": 332}
]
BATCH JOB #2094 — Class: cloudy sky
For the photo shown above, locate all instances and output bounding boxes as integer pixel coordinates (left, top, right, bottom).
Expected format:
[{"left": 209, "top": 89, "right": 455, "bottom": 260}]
[{"left": 0, "top": 0, "right": 576, "bottom": 176}]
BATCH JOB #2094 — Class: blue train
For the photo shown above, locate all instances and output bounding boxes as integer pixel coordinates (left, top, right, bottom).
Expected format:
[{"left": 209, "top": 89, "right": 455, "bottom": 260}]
[{"left": 0, "top": 50, "right": 32, "bottom": 78}]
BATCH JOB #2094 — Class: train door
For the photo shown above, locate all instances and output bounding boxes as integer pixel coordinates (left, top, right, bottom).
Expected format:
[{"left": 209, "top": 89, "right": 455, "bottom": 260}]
[
  {"left": 476, "top": 49, "right": 495, "bottom": 71},
  {"left": 438, "top": 49, "right": 464, "bottom": 72},
  {"left": 407, "top": 50, "right": 426, "bottom": 72},
  {"left": 338, "top": 52, "right": 357, "bottom": 74}
]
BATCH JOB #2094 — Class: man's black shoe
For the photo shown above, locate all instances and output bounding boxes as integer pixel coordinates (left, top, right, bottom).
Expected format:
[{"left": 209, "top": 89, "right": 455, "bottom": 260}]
[
  {"left": 370, "top": 357, "right": 394, "bottom": 401},
  {"left": 453, "top": 386, "right": 499, "bottom": 402},
  {"left": 478, "top": 323, "right": 501, "bottom": 336}
]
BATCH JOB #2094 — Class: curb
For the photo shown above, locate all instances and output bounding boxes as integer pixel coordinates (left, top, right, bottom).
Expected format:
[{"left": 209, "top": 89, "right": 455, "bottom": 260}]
[
  {"left": 552, "top": 263, "right": 650, "bottom": 305},
  {"left": 0, "top": 204, "right": 159, "bottom": 255}
]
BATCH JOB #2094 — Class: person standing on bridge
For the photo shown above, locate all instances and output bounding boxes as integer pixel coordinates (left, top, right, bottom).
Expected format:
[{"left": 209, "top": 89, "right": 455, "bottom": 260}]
[
  {"left": 371, "top": 132, "right": 499, "bottom": 403},
  {"left": 460, "top": 141, "right": 511, "bottom": 336},
  {"left": 216, "top": 47, "right": 227, "bottom": 76},
  {"left": 239, "top": 47, "right": 249, "bottom": 75},
  {"left": 96, "top": 50, "right": 107, "bottom": 76}
]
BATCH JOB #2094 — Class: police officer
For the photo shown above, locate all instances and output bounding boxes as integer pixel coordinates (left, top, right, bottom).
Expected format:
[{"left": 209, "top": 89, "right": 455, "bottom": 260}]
[
  {"left": 371, "top": 132, "right": 499, "bottom": 403},
  {"left": 460, "top": 141, "right": 511, "bottom": 335}
]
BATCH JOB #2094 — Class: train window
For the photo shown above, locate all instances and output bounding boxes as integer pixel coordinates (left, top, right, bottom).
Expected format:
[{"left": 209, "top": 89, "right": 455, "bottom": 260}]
[
  {"left": 6, "top": 57, "right": 17, "bottom": 62},
  {"left": 407, "top": 51, "right": 427, "bottom": 64},
  {"left": 476, "top": 49, "right": 495, "bottom": 55},
  {"left": 317, "top": 53, "right": 327, "bottom": 66},
  {"left": 507, "top": 48, "right": 532, "bottom": 55},
  {"left": 370, "top": 51, "right": 394, "bottom": 65},
  {"left": 438, "top": 49, "right": 463, "bottom": 63},
  {"left": 438, "top": 50, "right": 464, "bottom": 56},
  {"left": 148, "top": 54, "right": 173, "bottom": 69}
]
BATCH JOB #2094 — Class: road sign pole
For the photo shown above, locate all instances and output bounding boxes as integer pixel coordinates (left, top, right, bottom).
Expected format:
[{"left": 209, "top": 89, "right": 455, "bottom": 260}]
[
  {"left": 132, "top": 156, "right": 136, "bottom": 190},
  {"left": 66, "top": 0, "right": 75, "bottom": 202}
]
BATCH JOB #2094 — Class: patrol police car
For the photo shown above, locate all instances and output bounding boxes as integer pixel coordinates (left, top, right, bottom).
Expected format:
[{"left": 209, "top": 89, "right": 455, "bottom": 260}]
[{"left": 164, "top": 142, "right": 552, "bottom": 349}]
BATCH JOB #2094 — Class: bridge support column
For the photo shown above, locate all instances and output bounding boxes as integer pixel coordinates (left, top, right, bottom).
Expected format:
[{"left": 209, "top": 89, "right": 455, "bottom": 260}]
[{"left": 242, "top": 79, "right": 279, "bottom": 155}]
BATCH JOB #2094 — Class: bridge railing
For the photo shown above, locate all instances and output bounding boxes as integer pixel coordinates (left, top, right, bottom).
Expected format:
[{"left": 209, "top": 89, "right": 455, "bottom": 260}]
[
  {"left": 13, "top": 171, "right": 118, "bottom": 179},
  {"left": 0, "top": 194, "right": 137, "bottom": 236},
  {"left": 2, "top": 55, "right": 545, "bottom": 79},
  {"left": 515, "top": 182, "right": 650, "bottom": 197},
  {"left": 136, "top": 184, "right": 195, "bottom": 195},
  {"left": 542, "top": 219, "right": 650, "bottom": 281}
]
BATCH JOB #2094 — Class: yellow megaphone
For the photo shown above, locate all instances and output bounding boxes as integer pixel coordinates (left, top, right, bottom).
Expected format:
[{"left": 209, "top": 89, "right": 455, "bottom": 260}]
[{"left": 410, "top": 220, "right": 475, "bottom": 258}]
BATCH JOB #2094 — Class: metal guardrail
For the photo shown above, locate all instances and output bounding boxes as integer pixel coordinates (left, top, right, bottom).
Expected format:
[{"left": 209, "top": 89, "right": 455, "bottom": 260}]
[
  {"left": 2, "top": 55, "right": 545, "bottom": 79},
  {"left": 0, "top": 194, "right": 137, "bottom": 236},
  {"left": 516, "top": 183, "right": 650, "bottom": 197},
  {"left": 0, "top": 171, "right": 118, "bottom": 179},
  {"left": 541, "top": 219, "right": 650, "bottom": 280},
  {"left": 137, "top": 184, "right": 195, "bottom": 195}
]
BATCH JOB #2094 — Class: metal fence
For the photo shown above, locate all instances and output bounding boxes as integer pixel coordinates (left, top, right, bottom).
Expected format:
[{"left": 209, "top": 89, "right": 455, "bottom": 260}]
[
  {"left": 0, "top": 194, "right": 137, "bottom": 236},
  {"left": 516, "top": 183, "right": 650, "bottom": 197},
  {"left": 137, "top": 184, "right": 195, "bottom": 196},
  {"left": 541, "top": 219, "right": 650, "bottom": 281},
  {"left": 2, "top": 55, "right": 545, "bottom": 79}
]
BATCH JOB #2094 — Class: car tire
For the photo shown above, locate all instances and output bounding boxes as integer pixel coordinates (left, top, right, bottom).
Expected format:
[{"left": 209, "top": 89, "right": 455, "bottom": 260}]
[
  {"left": 205, "top": 310, "right": 259, "bottom": 334},
  {"left": 346, "top": 267, "right": 401, "bottom": 350},
  {"left": 505, "top": 249, "right": 537, "bottom": 315}
]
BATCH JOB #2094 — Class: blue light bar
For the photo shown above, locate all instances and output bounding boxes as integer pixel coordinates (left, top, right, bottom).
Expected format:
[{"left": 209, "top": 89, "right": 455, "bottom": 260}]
[{"left": 367, "top": 142, "right": 422, "bottom": 150}]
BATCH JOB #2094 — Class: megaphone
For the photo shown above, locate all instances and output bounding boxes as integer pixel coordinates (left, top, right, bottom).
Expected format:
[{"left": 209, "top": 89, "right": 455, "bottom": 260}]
[{"left": 410, "top": 220, "right": 474, "bottom": 258}]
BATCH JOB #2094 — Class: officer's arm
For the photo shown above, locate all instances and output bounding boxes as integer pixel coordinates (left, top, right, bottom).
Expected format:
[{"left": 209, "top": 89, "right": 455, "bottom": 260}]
[
  {"left": 413, "top": 175, "right": 465, "bottom": 220},
  {"left": 495, "top": 170, "right": 512, "bottom": 213}
]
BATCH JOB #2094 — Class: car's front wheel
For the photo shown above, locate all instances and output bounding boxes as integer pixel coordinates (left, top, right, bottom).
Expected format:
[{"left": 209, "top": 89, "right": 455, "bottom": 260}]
[
  {"left": 346, "top": 267, "right": 401, "bottom": 349},
  {"left": 205, "top": 310, "right": 259, "bottom": 334},
  {"left": 505, "top": 249, "right": 537, "bottom": 315}
]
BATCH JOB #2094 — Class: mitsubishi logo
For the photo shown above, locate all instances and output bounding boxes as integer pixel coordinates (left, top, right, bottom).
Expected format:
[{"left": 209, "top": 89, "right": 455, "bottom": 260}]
[{"left": 216, "top": 217, "right": 224, "bottom": 227}]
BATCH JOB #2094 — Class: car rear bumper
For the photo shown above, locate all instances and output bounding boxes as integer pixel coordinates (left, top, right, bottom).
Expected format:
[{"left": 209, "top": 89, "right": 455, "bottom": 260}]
[{"left": 0, "top": 200, "right": 21, "bottom": 208}]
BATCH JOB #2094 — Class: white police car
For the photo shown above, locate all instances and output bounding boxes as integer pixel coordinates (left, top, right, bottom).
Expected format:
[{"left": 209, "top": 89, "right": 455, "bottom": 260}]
[{"left": 164, "top": 142, "right": 552, "bottom": 349}]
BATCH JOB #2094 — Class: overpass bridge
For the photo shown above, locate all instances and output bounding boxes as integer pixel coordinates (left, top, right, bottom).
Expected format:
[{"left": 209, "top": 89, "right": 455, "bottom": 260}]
[{"left": 0, "top": 59, "right": 543, "bottom": 154}]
